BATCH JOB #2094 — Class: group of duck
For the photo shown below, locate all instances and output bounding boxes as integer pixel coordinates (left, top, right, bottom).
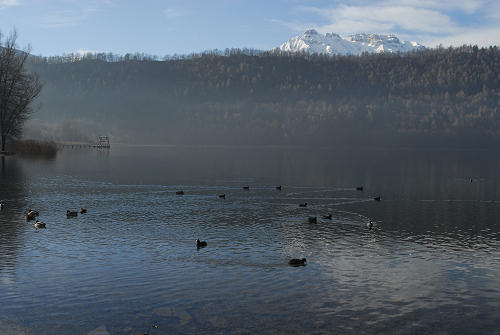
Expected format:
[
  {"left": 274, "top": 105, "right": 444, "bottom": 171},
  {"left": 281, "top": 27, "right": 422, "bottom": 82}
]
[
  {"left": 175, "top": 185, "right": 283, "bottom": 200},
  {"left": 23, "top": 207, "right": 88, "bottom": 229},
  {"left": 25, "top": 210, "right": 45, "bottom": 228},
  {"left": 194, "top": 236, "right": 308, "bottom": 265},
  {"left": 190, "top": 184, "right": 379, "bottom": 267},
  {"left": 67, "top": 208, "right": 87, "bottom": 217},
  {"left": 9, "top": 185, "right": 378, "bottom": 265},
  {"left": 302, "top": 186, "right": 379, "bottom": 230}
]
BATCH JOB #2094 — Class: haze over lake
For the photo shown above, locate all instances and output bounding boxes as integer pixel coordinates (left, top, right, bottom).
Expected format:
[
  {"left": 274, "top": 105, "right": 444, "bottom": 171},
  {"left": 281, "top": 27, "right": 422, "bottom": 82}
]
[{"left": 1, "top": 145, "right": 499, "bottom": 334}]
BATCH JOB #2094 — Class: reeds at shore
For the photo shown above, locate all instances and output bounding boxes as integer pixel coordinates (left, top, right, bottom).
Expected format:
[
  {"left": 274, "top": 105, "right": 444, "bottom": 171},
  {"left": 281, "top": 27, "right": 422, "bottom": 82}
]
[{"left": 11, "top": 139, "right": 58, "bottom": 157}]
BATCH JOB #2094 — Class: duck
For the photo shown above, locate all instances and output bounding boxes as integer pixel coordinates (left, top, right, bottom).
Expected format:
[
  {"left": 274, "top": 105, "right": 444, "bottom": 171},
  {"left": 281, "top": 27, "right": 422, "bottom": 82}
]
[
  {"left": 308, "top": 217, "right": 317, "bottom": 224},
  {"left": 276, "top": 185, "right": 282, "bottom": 190},
  {"left": 356, "top": 186, "right": 364, "bottom": 191},
  {"left": 243, "top": 186, "right": 250, "bottom": 190},
  {"left": 288, "top": 258, "right": 307, "bottom": 266},
  {"left": 299, "top": 202, "right": 307, "bottom": 207},
  {"left": 196, "top": 239, "right": 207, "bottom": 248},
  {"left": 373, "top": 196, "right": 381, "bottom": 202},
  {"left": 219, "top": 194, "right": 226, "bottom": 199},
  {"left": 176, "top": 190, "right": 184, "bottom": 195},
  {"left": 25, "top": 210, "right": 39, "bottom": 221},
  {"left": 66, "top": 210, "right": 78, "bottom": 217},
  {"left": 34, "top": 220, "right": 46, "bottom": 229},
  {"left": 367, "top": 220, "right": 374, "bottom": 230},
  {"left": 0, "top": 203, "right": 3, "bottom": 210},
  {"left": 322, "top": 214, "right": 332, "bottom": 220},
  {"left": 80, "top": 208, "right": 87, "bottom": 214}
]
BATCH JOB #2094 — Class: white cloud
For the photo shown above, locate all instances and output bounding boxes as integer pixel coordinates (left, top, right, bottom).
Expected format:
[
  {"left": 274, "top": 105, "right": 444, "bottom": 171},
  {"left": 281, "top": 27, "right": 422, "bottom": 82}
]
[
  {"left": 298, "top": 4, "right": 458, "bottom": 35},
  {"left": 486, "top": 3, "right": 500, "bottom": 20},
  {"left": 422, "top": 27, "right": 500, "bottom": 47},
  {"left": 0, "top": 0, "right": 20, "bottom": 8},
  {"left": 37, "top": 1, "right": 114, "bottom": 28},
  {"left": 275, "top": 0, "right": 500, "bottom": 47},
  {"left": 380, "top": 0, "right": 485, "bottom": 14},
  {"left": 267, "top": 18, "right": 318, "bottom": 33},
  {"left": 40, "top": 9, "right": 94, "bottom": 28},
  {"left": 163, "top": 8, "right": 181, "bottom": 18}
]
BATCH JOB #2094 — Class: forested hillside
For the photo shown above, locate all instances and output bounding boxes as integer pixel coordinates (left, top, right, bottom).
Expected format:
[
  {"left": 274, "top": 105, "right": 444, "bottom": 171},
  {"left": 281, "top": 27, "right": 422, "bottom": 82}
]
[{"left": 26, "top": 46, "right": 500, "bottom": 146}]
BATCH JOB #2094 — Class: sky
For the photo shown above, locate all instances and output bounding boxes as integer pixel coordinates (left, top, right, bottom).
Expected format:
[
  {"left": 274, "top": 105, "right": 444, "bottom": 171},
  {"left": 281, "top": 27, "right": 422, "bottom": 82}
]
[{"left": 1, "top": 0, "right": 500, "bottom": 56}]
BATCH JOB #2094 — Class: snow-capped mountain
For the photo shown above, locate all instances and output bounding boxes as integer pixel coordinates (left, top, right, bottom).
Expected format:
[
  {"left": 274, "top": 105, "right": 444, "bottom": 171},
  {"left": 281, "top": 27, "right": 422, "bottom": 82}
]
[{"left": 278, "top": 29, "right": 425, "bottom": 55}]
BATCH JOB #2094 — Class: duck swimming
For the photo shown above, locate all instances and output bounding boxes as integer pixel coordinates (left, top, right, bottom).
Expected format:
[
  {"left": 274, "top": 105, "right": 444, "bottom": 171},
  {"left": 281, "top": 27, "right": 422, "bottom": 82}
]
[
  {"left": 276, "top": 185, "right": 282, "bottom": 190},
  {"left": 356, "top": 186, "right": 364, "bottom": 191},
  {"left": 373, "top": 196, "right": 381, "bottom": 202},
  {"left": 25, "top": 210, "right": 39, "bottom": 221},
  {"left": 308, "top": 217, "right": 317, "bottom": 223},
  {"left": 219, "top": 194, "right": 226, "bottom": 199},
  {"left": 288, "top": 258, "right": 307, "bottom": 266},
  {"left": 176, "top": 190, "right": 184, "bottom": 195},
  {"left": 80, "top": 208, "right": 87, "bottom": 214},
  {"left": 66, "top": 210, "right": 78, "bottom": 217},
  {"left": 34, "top": 220, "right": 46, "bottom": 229},
  {"left": 243, "top": 186, "right": 250, "bottom": 190},
  {"left": 367, "top": 220, "right": 373, "bottom": 230},
  {"left": 299, "top": 202, "right": 307, "bottom": 207},
  {"left": 196, "top": 239, "right": 207, "bottom": 248},
  {"left": 322, "top": 214, "right": 332, "bottom": 220}
]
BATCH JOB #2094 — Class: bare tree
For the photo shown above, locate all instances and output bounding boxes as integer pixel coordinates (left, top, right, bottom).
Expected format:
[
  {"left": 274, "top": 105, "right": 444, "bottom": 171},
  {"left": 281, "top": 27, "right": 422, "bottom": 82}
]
[{"left": 0, "top": 30, "right": 42, "bottom": 152}]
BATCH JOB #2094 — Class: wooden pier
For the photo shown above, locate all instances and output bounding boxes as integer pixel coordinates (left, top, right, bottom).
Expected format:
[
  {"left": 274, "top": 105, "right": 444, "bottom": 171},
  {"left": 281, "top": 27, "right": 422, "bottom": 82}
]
[
  {"left": 93, "top": 136, "right": 110, "bottom": 148},
  {"left": 57, "top": 136, "right": 110, "bottom": 150}
]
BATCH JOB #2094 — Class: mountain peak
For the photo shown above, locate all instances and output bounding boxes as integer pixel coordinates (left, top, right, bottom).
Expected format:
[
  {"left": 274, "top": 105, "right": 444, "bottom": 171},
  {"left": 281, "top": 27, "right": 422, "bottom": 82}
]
[
  {"left": 277, "top": 30, "right": 425, "bottom": 56},
  {"left": 303, "top": 29, "right": 319, "bottom": 36}
]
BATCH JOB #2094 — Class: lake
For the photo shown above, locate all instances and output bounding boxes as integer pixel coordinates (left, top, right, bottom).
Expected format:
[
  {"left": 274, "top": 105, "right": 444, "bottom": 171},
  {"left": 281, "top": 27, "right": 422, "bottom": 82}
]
[{"left": 1, "top": 145, "right": 500, "bottom": 334}]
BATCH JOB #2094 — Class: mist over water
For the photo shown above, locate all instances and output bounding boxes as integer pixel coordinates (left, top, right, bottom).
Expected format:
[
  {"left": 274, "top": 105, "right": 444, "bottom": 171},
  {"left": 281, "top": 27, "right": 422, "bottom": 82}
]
[{"left": 1, "top": 145, "right": 499, "bottom": 334}]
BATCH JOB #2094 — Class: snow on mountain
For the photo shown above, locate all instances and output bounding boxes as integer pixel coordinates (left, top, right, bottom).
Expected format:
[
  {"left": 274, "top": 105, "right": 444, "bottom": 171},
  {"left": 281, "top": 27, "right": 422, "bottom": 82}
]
[{"left": 278, "top": 29, "right": 425, "bottom": 55}]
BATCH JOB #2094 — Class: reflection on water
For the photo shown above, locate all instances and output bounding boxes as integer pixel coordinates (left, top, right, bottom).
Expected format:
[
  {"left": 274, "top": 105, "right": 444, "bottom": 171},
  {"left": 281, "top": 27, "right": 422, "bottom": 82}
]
[
  {"left": 1, "top": 146, "right": 500, "bottom": 334},
  {"left": 0, "top": 156, "right": 28, "bottom": 285}
]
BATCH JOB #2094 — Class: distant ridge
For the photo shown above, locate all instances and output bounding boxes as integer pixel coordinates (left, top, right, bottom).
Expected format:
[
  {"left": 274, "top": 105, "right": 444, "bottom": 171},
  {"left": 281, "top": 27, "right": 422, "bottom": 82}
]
[{"left": 278, "top": 29, "right": 425, "bottom": 55}]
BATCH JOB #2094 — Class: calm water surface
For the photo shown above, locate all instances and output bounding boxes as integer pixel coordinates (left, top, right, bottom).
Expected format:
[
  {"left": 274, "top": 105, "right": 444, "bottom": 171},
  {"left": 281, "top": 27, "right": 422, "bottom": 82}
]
[{"left": 1, "top": 145, "right": 500, "bottom": 334}]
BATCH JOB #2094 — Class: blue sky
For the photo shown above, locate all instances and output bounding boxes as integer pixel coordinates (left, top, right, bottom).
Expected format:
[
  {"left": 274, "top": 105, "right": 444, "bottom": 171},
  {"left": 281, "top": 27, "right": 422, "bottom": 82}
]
[{"left": 1, "top": 0, "right": 500, "bottom": 56}]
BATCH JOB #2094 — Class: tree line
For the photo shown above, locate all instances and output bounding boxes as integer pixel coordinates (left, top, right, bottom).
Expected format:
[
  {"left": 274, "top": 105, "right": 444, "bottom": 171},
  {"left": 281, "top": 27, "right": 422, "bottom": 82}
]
[{"left": 27, "top": 45, "right": 500, "bottom": 146}]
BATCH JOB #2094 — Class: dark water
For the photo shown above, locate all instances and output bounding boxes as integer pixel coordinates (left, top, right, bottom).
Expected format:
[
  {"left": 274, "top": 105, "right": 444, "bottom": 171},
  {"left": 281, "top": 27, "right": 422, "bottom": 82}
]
[{"left": 1, "top": 145, "right": 500, "bottom": 334}]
